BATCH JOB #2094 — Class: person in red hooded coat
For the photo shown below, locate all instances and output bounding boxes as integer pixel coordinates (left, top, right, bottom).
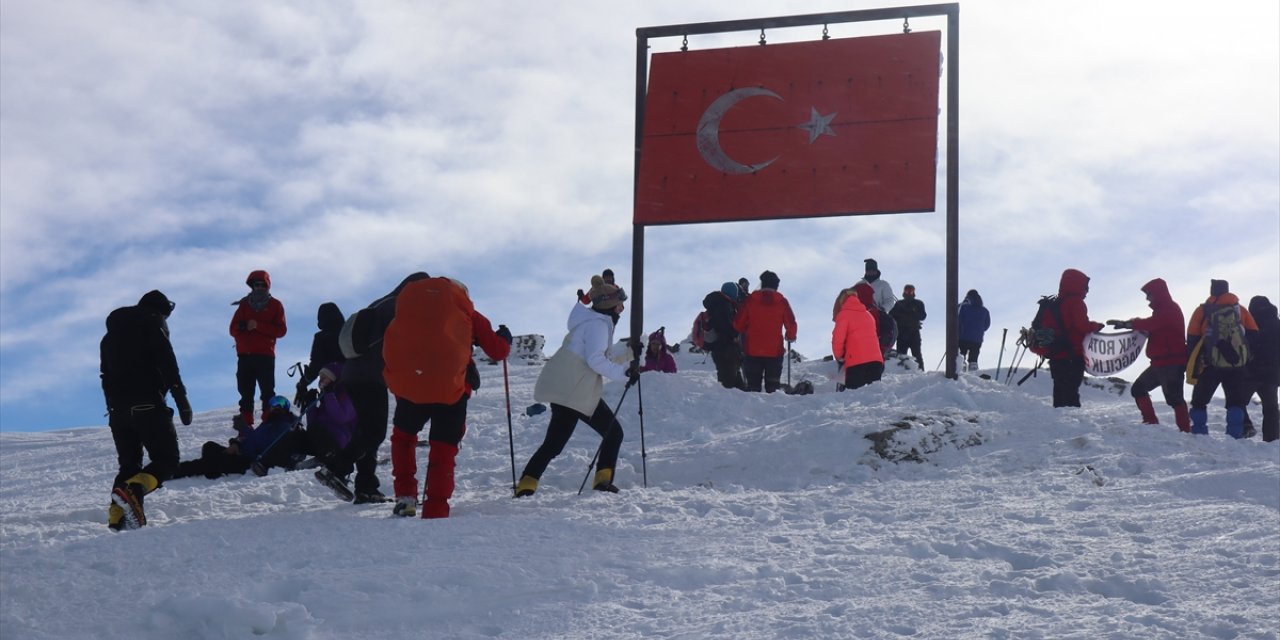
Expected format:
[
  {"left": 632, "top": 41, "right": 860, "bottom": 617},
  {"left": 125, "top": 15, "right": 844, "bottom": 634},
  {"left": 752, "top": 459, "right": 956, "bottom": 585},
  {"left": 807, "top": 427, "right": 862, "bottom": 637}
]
[
  {"left": 1049, "top": 268, "right": 1104, "bottom": 408},
  {"left": 230, "top": 270, "right": 287, "bottom": 426},
  {"left": 1108, "top": 278, "right": 1189, "bottom": 431}
]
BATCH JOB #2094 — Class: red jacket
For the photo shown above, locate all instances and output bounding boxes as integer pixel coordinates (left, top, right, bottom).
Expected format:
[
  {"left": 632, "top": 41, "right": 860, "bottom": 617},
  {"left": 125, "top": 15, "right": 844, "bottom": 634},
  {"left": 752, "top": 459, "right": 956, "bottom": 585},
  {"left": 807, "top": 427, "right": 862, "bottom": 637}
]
[
  {"left": 1128, "top": 278, "right": 1186, "bottom": 367},
  {"left": 230, "top": 297, "right": 287, "bottom": 357},
  {"left": 832, "top": 295, "right": 883, "bottom": 369},
  {"left": 1056, "top": 269, "right": 1104, "bottom": 359},
  {"left": 733, "top": 289, "right": 797, "bottom": 358}
]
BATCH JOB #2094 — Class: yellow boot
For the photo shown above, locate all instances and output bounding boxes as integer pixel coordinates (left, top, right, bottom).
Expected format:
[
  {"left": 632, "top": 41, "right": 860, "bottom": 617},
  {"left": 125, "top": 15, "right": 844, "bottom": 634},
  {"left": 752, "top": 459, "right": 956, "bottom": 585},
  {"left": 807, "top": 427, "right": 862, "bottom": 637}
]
[
  {"left": 125, "top": 472, "right": 159, "bottom": 494},
  {"left": 593, "top": 468, "right": 618, "bottom": 493},
  {"left": 112, "top": 472, "right": 158, "bottom": 530},
  {"left": 515, "top": 475, "right": 539, "bottom": 497},
  {"left": 107, "top": 503, "right": 125, "bottom": 531}
]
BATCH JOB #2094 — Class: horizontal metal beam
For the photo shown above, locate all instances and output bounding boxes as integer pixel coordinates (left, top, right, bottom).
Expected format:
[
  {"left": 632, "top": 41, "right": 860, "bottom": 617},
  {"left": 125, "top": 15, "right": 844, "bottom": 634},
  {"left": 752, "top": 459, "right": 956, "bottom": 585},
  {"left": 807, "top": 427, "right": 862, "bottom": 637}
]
[{"left": 637, "top": 3, "right": 957, "bottom": 39}]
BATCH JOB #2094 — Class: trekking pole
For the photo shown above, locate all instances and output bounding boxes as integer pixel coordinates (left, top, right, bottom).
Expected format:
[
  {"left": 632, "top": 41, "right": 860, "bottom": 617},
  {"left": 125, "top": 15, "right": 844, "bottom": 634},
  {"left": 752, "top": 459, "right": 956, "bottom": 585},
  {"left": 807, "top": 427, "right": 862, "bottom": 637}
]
[
  {"left": 1005, "top": 344, "right": 1025, "bottom": 385},
  {"left": 995, "top": 328, "right": 1008, "bottom": 381},
  {"left": 1016, "top": 357, "right": 1044, "bottom": 386},
  {"left": 577, "top": 381, "right": 634, "bottom": 495},
  {"left": 934, "top": 352, "right": 946, "bottom": 372},
  {"left": 502, "top": 359, "right": 517, "bottom": 497},
  {"left": 786, "top": 341, "right": 793, "bottom": 388},
  {"left": 637, "top": 371, "right": 648, "bottom": 488}
]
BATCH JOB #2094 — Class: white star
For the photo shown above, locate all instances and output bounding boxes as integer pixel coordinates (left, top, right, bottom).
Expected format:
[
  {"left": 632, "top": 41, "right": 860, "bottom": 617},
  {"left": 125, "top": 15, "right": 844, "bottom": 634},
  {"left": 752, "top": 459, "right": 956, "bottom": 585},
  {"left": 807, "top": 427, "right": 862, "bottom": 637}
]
[{"left": 797, "top": 107, "right": 837, "bottom": 144}]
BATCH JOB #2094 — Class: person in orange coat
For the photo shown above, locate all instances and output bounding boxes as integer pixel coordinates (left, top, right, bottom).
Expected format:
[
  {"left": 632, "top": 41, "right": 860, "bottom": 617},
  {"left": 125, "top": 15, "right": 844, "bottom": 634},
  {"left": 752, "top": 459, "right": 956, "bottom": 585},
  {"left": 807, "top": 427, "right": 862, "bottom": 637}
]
[
  {"left": 733, "top": 270, "right": 797, "bottom": 393},
  {"left": 381, "top": 277, "right": 511, "bottom": 519},
  {"left": 1185, "top": 279, "right": 1259, "bottom": 438},
  {"left": 832, "top": 284, "right": 885, "bottom": 390},
  {"left": 230, "top": 270, "right": 287, "bottom": 426}
]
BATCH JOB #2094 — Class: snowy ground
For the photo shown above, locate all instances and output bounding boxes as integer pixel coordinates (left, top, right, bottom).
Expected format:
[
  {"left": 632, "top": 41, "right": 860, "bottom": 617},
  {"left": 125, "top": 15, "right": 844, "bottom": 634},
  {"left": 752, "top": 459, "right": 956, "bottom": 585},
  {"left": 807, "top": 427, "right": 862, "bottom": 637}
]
[{"left": 2, "top": 344, "right": 1278, "bottom": 640}]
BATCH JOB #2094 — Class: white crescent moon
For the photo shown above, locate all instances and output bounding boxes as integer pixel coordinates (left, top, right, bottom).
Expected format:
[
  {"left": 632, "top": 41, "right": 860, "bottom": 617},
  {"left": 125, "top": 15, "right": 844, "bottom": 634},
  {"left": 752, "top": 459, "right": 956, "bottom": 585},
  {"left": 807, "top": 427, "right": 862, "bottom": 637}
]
[{"left": 696, "top": 87, "right": 782, "bottom": 174}]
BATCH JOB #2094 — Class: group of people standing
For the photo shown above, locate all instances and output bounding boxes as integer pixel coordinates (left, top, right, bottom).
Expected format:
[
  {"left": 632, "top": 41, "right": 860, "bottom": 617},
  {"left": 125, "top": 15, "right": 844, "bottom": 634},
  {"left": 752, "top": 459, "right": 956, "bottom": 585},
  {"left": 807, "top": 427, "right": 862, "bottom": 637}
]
[
  {"left": 1042, "top": 269, "right": 1278, "bottom": 442},
  {"left": 700, "top": 270, "right": 798, "bottom": 393}
]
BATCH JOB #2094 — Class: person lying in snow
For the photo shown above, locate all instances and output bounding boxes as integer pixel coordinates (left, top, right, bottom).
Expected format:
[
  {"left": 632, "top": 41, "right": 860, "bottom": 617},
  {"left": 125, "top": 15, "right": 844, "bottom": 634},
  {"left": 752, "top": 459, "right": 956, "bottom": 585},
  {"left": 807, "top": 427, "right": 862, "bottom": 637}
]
[{"left": 173, "top": 396, "right": 310, "bottom": 480}]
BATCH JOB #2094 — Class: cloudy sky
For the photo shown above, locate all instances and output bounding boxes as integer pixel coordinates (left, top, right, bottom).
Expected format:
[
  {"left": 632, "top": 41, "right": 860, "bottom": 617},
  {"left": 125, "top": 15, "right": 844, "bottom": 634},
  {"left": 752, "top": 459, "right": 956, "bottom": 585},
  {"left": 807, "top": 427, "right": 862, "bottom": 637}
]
[{"left": 2, "top": 0, "right": 1277, "bottom": 431}]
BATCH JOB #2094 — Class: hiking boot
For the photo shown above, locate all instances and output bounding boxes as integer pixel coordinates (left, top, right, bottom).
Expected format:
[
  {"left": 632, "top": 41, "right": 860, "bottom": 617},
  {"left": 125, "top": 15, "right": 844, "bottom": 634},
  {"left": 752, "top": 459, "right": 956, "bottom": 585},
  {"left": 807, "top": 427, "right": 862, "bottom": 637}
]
[
  {"left": 515, "top": 475, "right": 538, "bottom": 498},
  {"left": 392, "top": 496, "right": 417, "bottom": 517},
  {"left": 353, "top": 489, "right": 390, "bottom": 504},
  {"left": 592, "top": 468, "right": 618, "bottom": 493},
  {"left": 593, "top": 482, "right": 620, "bottom": 494},
  {"left": 111, "top": 484, "right": 147, "bottom": 530},
  {"left": 107, "top": 502, "right": 125, "bottom": 531},
  {"left": 314, "top": 468, "right": 355, "bottom": 502}
]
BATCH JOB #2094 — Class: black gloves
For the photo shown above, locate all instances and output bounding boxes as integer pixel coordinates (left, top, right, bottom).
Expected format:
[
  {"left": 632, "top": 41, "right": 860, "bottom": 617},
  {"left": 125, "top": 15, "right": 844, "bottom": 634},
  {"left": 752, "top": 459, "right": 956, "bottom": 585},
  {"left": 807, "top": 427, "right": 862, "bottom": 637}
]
[
  {"left": 625, "top": 362, "right": 641, "bottom": 388},
  {"left": 294, "top": 380, "right": 310, "bottom": 408},
  {"left": 496, "top": 324, "right": 513, "bottom": 345},
  {"left": 1106, "top": 319, "right": 1133, "bottom": 329},
  {"left": 172, "top": 386, "right": 193, "bottom": 426}
]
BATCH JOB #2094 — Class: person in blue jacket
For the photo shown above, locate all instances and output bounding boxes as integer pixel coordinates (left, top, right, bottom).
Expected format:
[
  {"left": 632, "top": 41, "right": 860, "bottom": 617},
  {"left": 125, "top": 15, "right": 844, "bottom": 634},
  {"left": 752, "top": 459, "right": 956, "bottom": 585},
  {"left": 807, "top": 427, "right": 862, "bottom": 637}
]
[{"left": 957, "top": 289, "right": 991, "bottom": 371}]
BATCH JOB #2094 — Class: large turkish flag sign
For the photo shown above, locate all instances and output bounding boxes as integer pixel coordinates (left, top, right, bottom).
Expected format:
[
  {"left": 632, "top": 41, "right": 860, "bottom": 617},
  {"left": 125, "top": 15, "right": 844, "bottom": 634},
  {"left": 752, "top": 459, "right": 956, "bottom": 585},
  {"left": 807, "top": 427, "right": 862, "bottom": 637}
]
[{"left": 635, "top": 31, "right": 941, "bottom": 225}]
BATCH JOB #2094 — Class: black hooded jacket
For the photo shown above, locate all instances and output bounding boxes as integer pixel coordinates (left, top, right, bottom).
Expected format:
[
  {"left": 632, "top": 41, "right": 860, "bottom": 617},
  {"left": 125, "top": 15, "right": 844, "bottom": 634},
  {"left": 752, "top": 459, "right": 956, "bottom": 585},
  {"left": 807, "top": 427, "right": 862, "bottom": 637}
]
[
  {"left": 1248, "top": 296, "right": 1280, "bottom": 375},
  {"left": 100, "top": 292, "right": 184, "bottom": 406},
  {"left": 302, "top": 302, "right": 346, "bottom": 386}
]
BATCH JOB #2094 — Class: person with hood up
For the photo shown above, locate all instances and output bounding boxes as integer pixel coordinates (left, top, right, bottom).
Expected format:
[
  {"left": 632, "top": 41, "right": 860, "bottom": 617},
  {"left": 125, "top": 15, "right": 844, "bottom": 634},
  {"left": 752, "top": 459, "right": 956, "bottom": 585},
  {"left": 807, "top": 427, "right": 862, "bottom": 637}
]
[
  {"left": 1049, "top": 268, "right": 1105, "bottom": 408},
  {"left": 230, "top": 270, "right": 287, "bottom": 427},
  {"left": 889, "top": 284, "right": 927, "bottom": 369},
  {"left": 516, "top": 275, "right": 638, "bottom": 497},
  {"left": 734, "top": 270, "right": 798, "bottom": 393},
  {"left": 1106, "top": 278, "right": 1190, "bottom": 431},
  {"left": 381, "top": 276, "right": 511, "bottom": 518},
  {"left": 957, "top": 289, "right": 991, "bottom": 371},
  {"left": 833, "top": 283, "right": 885, "bottom": 390},
  {"left": 1185, "top": 280, "right": 1259, "bottom": 438},
  {"left": 294, "top": 302, "right": 345, "bottom": 408},
  {"left": 640, "top": 327, "right": 677, "bottom": 373},
  {"left": 1244, "top": 295, "right": 1279, "bottom": 442},
  {"left": 315, "top": 272, "right": 430, "bottom": 505},
  {"left": 703, "top": 282, "right": 744, "bottom": 389},
  {"left": 100, "top": 290, "right": 192, "bottom": 531},
  {"left": 833, "top": 258, "right": 897, "bottom": 320}
]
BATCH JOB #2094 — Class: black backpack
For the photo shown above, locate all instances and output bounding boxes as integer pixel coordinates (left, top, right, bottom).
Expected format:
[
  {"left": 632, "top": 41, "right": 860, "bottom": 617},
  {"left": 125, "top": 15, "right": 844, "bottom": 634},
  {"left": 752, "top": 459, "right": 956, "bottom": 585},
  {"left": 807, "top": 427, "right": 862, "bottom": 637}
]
[{"left": 1027, "top": 296, "right": 1070, "bottom": 358}]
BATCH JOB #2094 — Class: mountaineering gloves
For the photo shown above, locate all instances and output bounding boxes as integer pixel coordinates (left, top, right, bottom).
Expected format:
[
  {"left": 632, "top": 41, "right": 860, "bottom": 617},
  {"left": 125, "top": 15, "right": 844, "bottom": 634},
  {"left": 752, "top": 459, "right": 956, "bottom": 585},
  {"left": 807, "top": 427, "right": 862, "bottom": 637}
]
[
  {"left": 172, "top": 385, "right": 193, "bottom": 426},
  {"left": 1105, "top": 319, "right": 1133, "bottom": 329},
  {"left": 496, "top": 324, "right": 513, "bottom": 345}
]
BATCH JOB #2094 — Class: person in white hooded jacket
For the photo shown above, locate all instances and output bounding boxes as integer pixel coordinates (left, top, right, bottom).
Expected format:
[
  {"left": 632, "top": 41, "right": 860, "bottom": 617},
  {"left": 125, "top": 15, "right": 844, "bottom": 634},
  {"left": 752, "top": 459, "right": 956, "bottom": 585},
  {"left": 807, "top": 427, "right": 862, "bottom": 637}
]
[{"left": 516, "top": 275, "right": 638, "bottom": 496}]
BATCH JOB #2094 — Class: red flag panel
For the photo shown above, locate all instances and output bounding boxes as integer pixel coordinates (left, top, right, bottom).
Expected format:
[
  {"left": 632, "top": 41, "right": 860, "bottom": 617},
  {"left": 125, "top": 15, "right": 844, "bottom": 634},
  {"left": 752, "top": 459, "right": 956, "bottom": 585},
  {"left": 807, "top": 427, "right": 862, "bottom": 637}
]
[{"left": 635, "top": 31, "right": 941, "bottom": 225}]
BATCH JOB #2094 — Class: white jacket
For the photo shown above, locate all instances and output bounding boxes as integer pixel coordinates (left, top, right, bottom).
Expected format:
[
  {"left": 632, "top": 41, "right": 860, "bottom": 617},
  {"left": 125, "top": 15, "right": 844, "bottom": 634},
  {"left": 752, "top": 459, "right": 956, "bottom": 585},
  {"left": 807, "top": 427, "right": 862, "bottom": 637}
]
[
  {"left": 858, "top": 278, "right": 898, "bottom": 313},
  {"left": 534, "top": 303, "right": 630, "bottom": 416}
]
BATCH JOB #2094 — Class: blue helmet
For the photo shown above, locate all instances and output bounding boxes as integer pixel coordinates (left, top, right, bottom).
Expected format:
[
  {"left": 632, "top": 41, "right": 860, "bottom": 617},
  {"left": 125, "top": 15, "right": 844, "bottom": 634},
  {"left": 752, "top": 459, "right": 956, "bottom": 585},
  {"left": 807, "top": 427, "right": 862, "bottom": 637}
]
[{"left": 267, "top": 395, "right": 290, "bottom": 413}]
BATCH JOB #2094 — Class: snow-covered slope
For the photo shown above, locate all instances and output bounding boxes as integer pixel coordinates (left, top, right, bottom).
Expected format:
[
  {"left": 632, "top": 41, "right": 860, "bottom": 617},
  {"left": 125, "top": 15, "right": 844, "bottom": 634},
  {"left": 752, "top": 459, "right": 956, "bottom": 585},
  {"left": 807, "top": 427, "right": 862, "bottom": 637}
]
[{"left": 2, "top": 347, "right": 1277, "bottom": 639}]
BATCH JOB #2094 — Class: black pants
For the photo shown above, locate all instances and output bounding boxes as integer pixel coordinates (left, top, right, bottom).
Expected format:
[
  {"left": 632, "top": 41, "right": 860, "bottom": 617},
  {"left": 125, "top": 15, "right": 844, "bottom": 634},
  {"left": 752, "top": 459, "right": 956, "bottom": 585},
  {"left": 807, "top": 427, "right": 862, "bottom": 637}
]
[
  {"left": 896, "top": 329, "right": 923, "bottom": 369},
  {"left": 958, "top": 340, "right": 982, "bottom": 364},
  {"left": 521, "top": 400, "right": 624, "bottom": 480},
  {"left": 1245, "top": 367, "right": 1279, "bottom": 442},
  {"left": 710, "top": 344, "right": 744, "bottom": 390},
  {"left": 173, "top": 441, "right": 252, "bottom": 480},
  {"left": 1049, "top": 357, "right": 1085, "bottom": 407},
  {"left": 742, "top": 355, "right": 784, "bottom": 393},
  {"left": 236, "top": 354, "right": 276, "bottom": 414},
  {"left": 108, "top": 400, "right": 179, "bottom": 488},
  {"left": 842, "top": 362, "right": 885, "bottom": 390},
  {"left": 392, "top": 395, "right": 468, "bottom": 445},
  {"left": 329, "top": 382, "right": 388, "bottom": 493},
  {"left": 1191, "top": 367, "right": 1251, "bottom": 409},
  {"left": 1130, "top": 364, "right": 1186, "bottom": 406}
]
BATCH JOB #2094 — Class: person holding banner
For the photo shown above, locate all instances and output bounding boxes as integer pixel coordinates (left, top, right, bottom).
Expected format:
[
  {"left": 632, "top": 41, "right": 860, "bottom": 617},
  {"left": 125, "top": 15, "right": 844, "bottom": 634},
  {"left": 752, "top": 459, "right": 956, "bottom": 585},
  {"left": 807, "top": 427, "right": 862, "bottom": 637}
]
[
  {"left": 1049, "top": 269, "right": 1105, "bottom": 408},
  {"left": 1106, "top": 278, "right": 1190, "bottom": 432}
]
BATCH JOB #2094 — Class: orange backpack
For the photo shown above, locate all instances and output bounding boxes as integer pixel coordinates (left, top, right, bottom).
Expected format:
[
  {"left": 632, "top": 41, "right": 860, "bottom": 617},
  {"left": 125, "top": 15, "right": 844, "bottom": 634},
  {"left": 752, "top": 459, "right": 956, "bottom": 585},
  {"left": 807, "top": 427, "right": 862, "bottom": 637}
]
[{"left": 382, "top": 278, "right": 475, "bottom": 405}]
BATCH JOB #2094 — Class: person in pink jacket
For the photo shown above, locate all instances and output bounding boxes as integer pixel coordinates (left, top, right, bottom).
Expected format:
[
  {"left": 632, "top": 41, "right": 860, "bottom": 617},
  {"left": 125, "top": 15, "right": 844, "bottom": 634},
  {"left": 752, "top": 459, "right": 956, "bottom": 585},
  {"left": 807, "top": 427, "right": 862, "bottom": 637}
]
[
  {"left": 832, "top": 284, "right": 885, "bottom": 390},
  {"left": 230, "top": 270, "right": 287, "bottom": 426}
]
